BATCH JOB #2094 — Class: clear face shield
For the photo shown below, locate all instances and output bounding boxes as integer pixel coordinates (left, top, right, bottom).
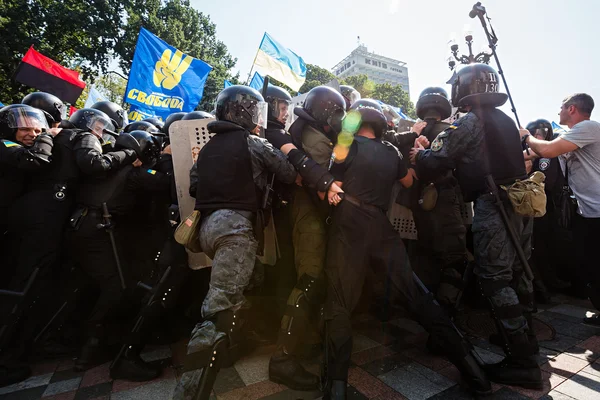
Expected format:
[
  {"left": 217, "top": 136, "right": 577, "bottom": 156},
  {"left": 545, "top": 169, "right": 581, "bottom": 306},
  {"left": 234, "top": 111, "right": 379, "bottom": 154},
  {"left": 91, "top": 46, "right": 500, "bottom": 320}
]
[
  {"left": 534, "top": 127, "right": 550, "bottom": 141},
  {"left": 7, "top": 107, "right": 49, "bottom": 131},
  {"left": 252, "top": 101, "right": 269, "bottom": 130},
  {"left": 86, "top": 113, "right": 113, "bottom": 138},
  {"left": 349, "top": 89, "right": 361, "bottom": 105},
  {"left": 274, "top": 99, "right": 291, "bottom": 124}
]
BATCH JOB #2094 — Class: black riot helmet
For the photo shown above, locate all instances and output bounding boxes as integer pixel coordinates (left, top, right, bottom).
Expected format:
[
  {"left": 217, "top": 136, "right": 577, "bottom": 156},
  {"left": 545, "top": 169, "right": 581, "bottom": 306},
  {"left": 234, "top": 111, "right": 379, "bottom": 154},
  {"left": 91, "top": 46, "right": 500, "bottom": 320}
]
[
  {"left": 416, "top": 87, "right": 452, "bottom": 120},
  {"left": 181, "top": 111, "right": 213, "bottom": 121},
  {"left": 91, "top": 101, "right": 129, "bottom": 130},
  {"left": 350, "top": 99, "right": 387, "bottom": 138},
  {"left": 265, "top": 85, "right": 292, "bottom": 125},
  {"left": 340, "top": 85, "right": 361, "bottom": 111},
  {"left": 451, "top": 63, "right": 508, "bottom": 110},
  {"left": 215, "top": 85, "right": 268, "bottom": 131},
  {"left": 350, "top": 98, "right": 383, "bottom": 112},
  {"left": 115, "top": 130, "right": 159, "bottom": 166},
  {"left": 143, "top": 117, "right": 165, "bottom": 131},
  {"left": 69, "top": 108, "right": 114, "bottom": 138},
  {"left": 124, "top": 120, "right": 159, "bottom": 134},
  {"left": 526, "top": 119, "right": 553, "bottom": 141},
  {"left": 302, "top": 86, "right": 347, "bottom": 134},
  {"left": 163, "top": 112, "right": 186, "bottom": 135},
  {"left": 22, "top": 92, "right": 65, "bottom": 126},
  {"left": 0, "top": 104, "right": 49, "bottom": 140}
]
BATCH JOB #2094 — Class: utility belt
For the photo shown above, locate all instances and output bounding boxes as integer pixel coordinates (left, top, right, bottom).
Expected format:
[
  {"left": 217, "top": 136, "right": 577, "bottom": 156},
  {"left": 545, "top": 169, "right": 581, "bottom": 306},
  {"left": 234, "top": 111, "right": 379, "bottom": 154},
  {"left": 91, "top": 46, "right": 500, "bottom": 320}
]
[
  {"left": 341, "top": 193, "right": 384, "bottom": 214},
  {"left": 69, "top": 204, "right": 123, "bottom": 231}
]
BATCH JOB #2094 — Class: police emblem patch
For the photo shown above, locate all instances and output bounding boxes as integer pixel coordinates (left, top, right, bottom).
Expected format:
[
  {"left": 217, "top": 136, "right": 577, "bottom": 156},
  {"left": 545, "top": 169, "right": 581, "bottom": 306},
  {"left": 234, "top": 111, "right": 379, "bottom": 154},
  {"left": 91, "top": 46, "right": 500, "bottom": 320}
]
[
  {"left": 431, "top": 138, "right": 443, "bottom": 152},
  {"left": 539, "top": 158, "right": 550, "bottom": 171}
]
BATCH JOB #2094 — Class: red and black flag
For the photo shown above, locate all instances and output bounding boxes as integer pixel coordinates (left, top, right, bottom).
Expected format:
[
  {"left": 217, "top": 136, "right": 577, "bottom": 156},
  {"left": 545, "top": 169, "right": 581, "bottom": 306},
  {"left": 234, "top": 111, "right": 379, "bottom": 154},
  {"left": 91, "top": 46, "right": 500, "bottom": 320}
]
[{"left": 13, "top": 46, "right": 86, "bottom": 104}]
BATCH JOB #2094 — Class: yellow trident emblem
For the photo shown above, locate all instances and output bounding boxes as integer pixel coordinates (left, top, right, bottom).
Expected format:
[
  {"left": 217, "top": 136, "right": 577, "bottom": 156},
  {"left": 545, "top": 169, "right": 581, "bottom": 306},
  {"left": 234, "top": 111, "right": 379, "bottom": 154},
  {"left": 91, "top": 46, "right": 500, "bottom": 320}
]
[{"left": 153, "top": 49, "right": 192, "bottom": 90}]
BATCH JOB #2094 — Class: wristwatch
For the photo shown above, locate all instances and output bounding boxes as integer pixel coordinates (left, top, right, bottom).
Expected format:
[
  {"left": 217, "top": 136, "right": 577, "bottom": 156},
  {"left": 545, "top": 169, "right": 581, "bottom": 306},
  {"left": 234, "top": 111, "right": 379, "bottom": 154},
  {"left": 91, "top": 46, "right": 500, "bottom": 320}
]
[{"left": 521, "top": 133, "right": 531, "bottom": 144}]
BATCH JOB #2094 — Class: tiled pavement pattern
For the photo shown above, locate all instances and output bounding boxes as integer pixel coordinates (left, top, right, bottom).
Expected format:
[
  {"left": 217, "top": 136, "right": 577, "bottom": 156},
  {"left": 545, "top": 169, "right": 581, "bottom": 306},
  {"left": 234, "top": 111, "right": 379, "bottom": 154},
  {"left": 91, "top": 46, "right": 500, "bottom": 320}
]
[{"left": 2, "top": 294, "right": 600, "bottom": 400}]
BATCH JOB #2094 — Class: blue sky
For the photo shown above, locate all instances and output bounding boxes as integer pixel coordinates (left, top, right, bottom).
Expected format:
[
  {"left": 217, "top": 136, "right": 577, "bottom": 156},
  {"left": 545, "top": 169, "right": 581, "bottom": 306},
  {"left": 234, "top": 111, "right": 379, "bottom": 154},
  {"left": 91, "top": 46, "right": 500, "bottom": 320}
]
[{"left": 192, "top": 0, "right": 599, "bottom": 125}]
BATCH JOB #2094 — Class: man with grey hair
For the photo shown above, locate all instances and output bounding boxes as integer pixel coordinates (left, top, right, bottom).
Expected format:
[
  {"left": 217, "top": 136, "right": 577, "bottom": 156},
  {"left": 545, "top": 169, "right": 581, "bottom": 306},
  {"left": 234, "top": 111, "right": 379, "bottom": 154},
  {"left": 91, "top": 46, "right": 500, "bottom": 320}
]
[{"left": 520, "top": 93, "right": 600, "bottom": 325}]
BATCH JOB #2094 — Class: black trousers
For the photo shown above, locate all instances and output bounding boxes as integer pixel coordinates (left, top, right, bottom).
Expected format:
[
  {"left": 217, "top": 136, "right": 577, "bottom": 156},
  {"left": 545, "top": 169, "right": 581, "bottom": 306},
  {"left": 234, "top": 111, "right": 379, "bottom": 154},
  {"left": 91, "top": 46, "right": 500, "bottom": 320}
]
[
  {"left": 324, "top": 201, "right": 465, "bottom": 381},
  {"left": 70, "top": 213, "right": 125, "bottom": 329},
  {"left": 573, "top": 214, "right": 600, "bottom": 310}
]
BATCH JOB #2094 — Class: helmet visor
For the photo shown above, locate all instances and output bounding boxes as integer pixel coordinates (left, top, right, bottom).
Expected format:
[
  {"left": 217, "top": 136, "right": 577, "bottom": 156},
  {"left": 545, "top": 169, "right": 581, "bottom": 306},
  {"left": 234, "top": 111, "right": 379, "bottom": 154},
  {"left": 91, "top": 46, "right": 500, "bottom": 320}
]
[
  {"left": 86, "top": 113, "right": 113, "bottom": 137},
  {"left": 7, "top": 108, "right": 49, "bottom": 130},
  {"left": 252, "top": 101, "right": 269, "bottom": 130},
  {"left": 349, "top": 89, "right": 361, "bottom": 105},
  {"left": 328, "top": 109, "right": 347, "bottom": 134},
  {"left": 272, "top": 99, "right": 291, "bottom": 124}
]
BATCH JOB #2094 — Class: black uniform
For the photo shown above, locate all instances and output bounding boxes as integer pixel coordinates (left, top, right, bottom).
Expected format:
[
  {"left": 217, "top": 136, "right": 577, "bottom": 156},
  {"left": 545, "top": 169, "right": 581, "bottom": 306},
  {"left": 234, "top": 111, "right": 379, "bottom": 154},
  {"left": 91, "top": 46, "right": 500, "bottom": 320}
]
[
  {"left": 0, "top": 139, "right": 50, "bottom": 282},
  {"left": 385, "top": 121, "right": 468, "bottom": 309},
  {"left": 530, "top": 156, "right": 567, "bottom": 290},
  {"left": 415, "top": 109, "right": 540, "bottom": 376},
  {"left": 324, "top": 136, "right": 480, "bottom": 385},
  {"left": 8, "top": 130, "right": 136, "bottom": 287},
  {"left": 70, "top": 163, "right": 172, "bottom": 334}
]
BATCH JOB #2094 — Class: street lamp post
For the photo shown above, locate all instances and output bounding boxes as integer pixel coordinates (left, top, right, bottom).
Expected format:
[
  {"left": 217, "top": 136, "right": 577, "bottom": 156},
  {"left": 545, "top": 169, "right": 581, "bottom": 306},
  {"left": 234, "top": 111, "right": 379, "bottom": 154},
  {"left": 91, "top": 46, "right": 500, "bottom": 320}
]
[{"left": 448, "top": 32, "right": 492, "bottom": 70}]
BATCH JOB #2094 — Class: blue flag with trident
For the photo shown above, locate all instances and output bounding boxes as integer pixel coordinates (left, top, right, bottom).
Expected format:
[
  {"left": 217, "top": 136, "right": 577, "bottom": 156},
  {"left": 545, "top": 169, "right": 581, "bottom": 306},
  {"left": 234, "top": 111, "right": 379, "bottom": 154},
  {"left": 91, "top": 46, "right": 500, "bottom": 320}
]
[{"left": 124, "top": 27, "right": 213, "bottom": 120}]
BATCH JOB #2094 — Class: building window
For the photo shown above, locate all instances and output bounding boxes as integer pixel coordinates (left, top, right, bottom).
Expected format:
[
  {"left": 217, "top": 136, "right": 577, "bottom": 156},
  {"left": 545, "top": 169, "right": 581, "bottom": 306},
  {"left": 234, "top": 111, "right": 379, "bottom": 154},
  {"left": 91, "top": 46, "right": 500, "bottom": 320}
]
[
  {"left": 382, "top": 63, "right": 387, "bottom": 69},
  {"left": 365, "top": 58, "right": 371, "bottom": 64},
  {"left": 352, "top": 60, "right": 355, "bottom": 64}
]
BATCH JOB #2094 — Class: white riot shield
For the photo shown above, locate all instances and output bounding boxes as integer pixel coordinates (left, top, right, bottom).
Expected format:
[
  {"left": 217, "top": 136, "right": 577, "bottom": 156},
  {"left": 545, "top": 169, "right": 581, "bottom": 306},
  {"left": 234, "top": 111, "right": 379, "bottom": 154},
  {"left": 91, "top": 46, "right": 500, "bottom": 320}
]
[{"left": 170, "top": 119, "right": 278, "bottom": 269}]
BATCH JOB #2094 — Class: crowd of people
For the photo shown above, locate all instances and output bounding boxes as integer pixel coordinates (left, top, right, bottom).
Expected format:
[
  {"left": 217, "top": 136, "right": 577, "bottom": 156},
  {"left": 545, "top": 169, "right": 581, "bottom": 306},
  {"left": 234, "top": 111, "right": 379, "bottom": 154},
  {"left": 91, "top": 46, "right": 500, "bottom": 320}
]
[{"left": 0, "top": 61, "right": 599, "bottom": 400}]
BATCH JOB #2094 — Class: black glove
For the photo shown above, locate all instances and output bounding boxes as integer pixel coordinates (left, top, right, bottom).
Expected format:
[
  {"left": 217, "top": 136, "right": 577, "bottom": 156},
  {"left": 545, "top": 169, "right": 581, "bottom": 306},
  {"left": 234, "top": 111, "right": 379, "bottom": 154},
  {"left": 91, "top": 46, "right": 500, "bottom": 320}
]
[
  {"left": 30, "top": 133, "right": 54, "bottom": 162},
  {"left": 288, "top": 148, "right": 334, "bottom": 192}
]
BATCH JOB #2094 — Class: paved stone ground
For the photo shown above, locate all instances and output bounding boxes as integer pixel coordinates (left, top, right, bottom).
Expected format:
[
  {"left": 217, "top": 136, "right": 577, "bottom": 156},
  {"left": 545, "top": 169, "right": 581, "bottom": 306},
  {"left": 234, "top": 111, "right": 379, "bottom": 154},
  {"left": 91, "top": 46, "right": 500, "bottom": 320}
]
[{"left": 2, "top": 294, "right": 599, "bottom": 400}]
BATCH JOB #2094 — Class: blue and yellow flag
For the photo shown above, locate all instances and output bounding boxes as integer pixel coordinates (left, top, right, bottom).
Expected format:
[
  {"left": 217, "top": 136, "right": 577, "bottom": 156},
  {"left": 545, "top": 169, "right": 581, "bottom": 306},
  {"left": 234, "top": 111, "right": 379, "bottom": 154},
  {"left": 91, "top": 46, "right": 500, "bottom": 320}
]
[
  {"left": 253, "top": 33, "right": 306, "bottom": 92},
  {"left": 124, "top": 28, "right": 213, "bottom": 120}
]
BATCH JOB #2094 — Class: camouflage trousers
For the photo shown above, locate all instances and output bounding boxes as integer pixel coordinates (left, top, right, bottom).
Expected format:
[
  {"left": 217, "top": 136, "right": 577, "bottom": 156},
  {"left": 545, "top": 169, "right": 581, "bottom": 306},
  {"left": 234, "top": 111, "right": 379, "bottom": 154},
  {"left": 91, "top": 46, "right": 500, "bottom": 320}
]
[
  {"left": 172, "top": 209, "right": 257, "bottom": 400},
  {"left": 472, "top": 194, "right": 534, "bottom": 335}
]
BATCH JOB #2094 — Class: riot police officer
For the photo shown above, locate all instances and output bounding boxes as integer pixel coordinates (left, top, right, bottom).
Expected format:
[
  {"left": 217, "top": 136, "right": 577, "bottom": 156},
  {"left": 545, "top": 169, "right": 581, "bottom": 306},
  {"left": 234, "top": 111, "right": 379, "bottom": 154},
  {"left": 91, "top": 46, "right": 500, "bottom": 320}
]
[
  {"left": 69, "top": 130, "right": 168, "bottom": 379},
  {"left": 22, "top": 92, "right": 65, "bottom": 128},
  {"left": 143, "top": 117, "right": 165, "bottom": 131},
  {"left": 172, "top": 85, "right": 296, "bottom": 400},
  {"left": 525, "top": 120, "right": 570, "bottom": 296},
  {"left": 263, "top": 86, "right": 346, "bottom": 390},
  {"left": 0, "top": 105, "right": 51, "bottom": 386},
  {"left": 412, "top": 64, "right": 542, "bottom": 389},
  {"left": 385, "top": 87, "right": 468, "bottom": 312},
  {"left": 322, "top": 102, "right": 490, "bottom": 398},
  {"left": 162, "top": 112, "right": 187, "bottom": 136},
  {"left": 339, "top": 85, "right": 361, "bottom": 111},
  {"left": 91, "top": 101, "right": 129, "bottom": 131}
]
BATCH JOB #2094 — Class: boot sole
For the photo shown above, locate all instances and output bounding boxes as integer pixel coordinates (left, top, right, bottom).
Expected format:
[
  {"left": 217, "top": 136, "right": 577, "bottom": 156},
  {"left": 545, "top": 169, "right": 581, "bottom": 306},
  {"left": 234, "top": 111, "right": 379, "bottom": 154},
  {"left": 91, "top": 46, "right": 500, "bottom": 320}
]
[{"left": 269, "top": 374, "right": 319, "bottom": 391}]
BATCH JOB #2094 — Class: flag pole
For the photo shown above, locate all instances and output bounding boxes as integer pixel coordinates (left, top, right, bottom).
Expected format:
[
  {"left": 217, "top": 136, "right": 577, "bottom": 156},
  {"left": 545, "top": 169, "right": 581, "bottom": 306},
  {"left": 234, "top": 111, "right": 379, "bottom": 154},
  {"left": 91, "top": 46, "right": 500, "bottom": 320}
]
[{"left": 246, "top": 48, "right": 260, "bottom": 85}]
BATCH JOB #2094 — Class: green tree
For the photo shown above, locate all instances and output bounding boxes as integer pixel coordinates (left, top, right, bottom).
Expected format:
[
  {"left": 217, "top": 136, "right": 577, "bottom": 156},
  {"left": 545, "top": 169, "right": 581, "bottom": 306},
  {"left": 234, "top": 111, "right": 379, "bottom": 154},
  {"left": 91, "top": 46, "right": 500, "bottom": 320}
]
[
  {"left": 298, "top": 64, "right": 338, "bottom": 93},
  {"left": 341, "top": 74, "right": 376, "bottom": 98},
  {"left": 74, "top": 73, "right": 128, "bottom": 109},
  {"left": 116, "top": 0, "right": 238, "bottom": 111},
  {"left": 0, "top": 0, "right": 125, "bottom": 104},
  {"left": 372, "top": 83, "right": 416, "bottom": 118}
]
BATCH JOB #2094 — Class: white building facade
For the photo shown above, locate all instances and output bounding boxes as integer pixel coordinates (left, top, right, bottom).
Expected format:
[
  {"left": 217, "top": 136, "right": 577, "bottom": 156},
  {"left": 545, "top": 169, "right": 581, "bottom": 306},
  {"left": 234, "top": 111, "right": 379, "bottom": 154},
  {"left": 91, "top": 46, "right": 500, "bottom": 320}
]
[{"left": 332, "top": 45, "right": 410, "bottom": 94}]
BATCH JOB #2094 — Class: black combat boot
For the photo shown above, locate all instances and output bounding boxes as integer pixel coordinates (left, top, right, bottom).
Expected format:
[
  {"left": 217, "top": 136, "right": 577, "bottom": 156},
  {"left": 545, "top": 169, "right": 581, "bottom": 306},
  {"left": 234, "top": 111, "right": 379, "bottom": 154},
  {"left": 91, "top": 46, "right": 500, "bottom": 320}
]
[
  {"left": 74, "top": 336, "right": 107, "bottom": 372},
  {"left": 490, "top": 313, "right": 539, "bottom": 355},
  {"left": 322, "top": 380, "right": 347, "bottom": 400},
  {"left": 446, "top": 344, "right": 492, "bottom": 396},
  {"left": 110, "top": 346, "right": 161, "bottom": 382},
  {"left": 269, "top": 347, "right": 319, "bottom": 391},
  {"left": 0, "top": 364, "right": 31, "bottom": 388},
  {"left": 484, "top": 332, "right": 542, "bottom": 389}
]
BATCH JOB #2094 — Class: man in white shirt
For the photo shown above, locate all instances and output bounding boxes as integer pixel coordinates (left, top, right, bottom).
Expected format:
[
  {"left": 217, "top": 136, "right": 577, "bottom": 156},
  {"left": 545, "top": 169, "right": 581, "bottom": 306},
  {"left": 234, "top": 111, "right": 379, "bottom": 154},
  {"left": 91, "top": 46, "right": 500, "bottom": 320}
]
[{"left": 520, "top": 93, "right": 600, "bottom": 326}]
